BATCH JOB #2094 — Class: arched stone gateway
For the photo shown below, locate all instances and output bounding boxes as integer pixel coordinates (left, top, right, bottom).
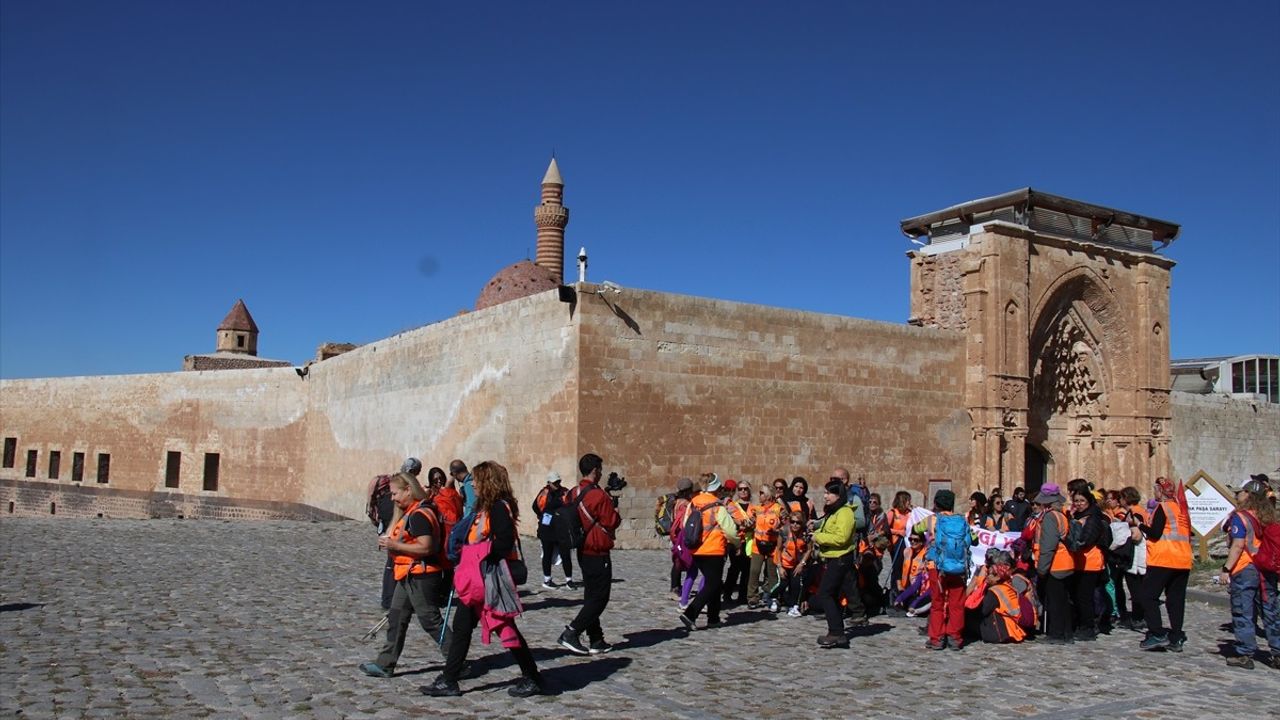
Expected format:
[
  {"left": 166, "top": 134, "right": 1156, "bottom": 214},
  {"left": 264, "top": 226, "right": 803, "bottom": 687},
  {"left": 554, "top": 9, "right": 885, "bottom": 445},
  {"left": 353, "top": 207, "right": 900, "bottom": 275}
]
[{"left": 904, "top": 189, "right": 1178, "bottom": 497}]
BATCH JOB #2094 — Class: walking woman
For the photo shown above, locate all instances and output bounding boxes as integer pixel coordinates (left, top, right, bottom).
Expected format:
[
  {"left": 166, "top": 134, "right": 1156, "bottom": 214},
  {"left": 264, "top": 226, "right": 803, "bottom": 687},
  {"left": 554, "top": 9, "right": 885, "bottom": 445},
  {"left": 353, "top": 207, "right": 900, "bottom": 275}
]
[
  {"left": 423, "top": 461, "right": 543, "bottom": 698},
  {"left": 1220, "top": 480, "right": 1280, "bottom": 668},
  {"left": 1138, "top": 477, "right": 1193, "bottom": 652}
]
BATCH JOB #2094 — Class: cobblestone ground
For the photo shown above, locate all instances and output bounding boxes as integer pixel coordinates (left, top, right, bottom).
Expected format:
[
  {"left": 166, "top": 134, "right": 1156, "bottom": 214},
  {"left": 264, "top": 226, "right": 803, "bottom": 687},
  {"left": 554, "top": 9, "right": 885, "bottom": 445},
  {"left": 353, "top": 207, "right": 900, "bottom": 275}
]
[{"left": 1, "top": 518, "right": 1276, "bottom": 719}]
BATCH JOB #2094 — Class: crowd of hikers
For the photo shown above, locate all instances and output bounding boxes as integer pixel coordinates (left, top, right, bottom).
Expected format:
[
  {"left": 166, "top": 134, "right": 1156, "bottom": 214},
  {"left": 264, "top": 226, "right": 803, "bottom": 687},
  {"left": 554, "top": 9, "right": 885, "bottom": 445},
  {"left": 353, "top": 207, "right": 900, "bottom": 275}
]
[{"left": 358, "top": 455, "right": 1280, "bottom": 697}]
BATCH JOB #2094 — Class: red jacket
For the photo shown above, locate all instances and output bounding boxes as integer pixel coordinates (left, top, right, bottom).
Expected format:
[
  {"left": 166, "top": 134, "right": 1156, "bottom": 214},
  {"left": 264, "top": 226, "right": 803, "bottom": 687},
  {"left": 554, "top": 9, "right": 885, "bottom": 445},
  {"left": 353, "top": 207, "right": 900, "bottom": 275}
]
[{"left": 569, "top": 478, "right": 621, "bottom": 555}]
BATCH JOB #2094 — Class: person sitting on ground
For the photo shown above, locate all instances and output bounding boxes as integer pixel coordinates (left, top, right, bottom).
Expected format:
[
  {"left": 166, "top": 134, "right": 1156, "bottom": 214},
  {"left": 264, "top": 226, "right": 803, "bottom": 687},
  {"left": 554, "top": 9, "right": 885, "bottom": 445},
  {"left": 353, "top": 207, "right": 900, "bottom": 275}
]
[
  {"left": 978, "top": 550, "right": 1026, "bottom": 644},
  {"left": 892, "top": 532, "right": 931, "bottom": 617}
]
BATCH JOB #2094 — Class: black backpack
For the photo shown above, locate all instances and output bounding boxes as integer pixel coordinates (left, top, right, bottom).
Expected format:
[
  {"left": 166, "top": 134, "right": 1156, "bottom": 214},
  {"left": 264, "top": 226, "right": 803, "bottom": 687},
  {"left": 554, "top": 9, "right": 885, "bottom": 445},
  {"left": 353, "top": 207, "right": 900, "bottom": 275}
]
[
  {"left": 682, "top": 498, "right": 720, "bottom": 551},
  {"left": 552, "top": 486, "right": 599, "bottom": 550}
]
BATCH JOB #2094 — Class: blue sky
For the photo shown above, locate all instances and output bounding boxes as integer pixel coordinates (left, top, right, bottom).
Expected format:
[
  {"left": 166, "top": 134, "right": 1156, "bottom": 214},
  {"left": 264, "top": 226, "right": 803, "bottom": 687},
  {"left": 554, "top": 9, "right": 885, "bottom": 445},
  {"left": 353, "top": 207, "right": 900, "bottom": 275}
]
[{"left": 2, "top": 1, "right": 1277, "bottom": 379}]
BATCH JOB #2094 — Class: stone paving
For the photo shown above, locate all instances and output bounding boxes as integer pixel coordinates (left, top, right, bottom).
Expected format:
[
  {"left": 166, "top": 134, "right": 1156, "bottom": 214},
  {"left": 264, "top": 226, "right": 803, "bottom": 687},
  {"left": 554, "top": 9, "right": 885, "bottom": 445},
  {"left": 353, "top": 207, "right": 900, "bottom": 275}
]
[{"left": 1, "top": 518, "right": 1276, "bottom": 719}]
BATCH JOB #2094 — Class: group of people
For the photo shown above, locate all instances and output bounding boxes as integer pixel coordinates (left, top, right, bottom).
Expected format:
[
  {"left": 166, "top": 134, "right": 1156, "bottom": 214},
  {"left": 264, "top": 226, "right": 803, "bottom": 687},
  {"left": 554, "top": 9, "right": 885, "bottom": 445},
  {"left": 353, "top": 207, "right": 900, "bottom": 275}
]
[
  {"left": 357, "top": 454, "right": 1280, "bottom": 699},
  {"left": 359, "top": 454, "right": 621, "bottom": 697},
  {"left": 659, "top": 468, "right": 1280, "bottom": 667}
]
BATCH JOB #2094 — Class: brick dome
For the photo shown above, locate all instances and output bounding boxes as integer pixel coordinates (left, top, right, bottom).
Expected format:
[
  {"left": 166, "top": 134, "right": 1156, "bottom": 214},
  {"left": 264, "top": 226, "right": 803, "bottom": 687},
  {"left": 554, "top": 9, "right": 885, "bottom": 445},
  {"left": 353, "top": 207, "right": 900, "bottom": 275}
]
[{"left": 475, "top": 260, "right": 561, "bottom": 310}]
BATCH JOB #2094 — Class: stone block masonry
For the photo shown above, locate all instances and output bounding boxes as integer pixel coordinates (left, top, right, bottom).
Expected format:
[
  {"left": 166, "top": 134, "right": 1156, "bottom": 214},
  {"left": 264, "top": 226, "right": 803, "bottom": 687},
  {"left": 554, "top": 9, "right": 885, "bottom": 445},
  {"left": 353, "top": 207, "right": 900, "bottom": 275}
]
[{"left": 1171, "top": 391, "right": 1280, "bottom": 486}]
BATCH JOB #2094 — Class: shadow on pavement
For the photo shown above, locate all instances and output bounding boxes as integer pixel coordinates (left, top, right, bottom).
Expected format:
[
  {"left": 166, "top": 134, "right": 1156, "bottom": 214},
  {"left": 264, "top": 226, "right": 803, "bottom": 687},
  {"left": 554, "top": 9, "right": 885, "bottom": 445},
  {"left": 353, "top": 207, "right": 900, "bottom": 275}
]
[
  {"left": 620, "top": 627, "right": 685, "bottom": 650},
  {"left": 0, "top": 603, "right": 44, "bottom": 613},
  {"left": 521, "top": 596, "right": 581, "bottom": 611},
  {"left": 540, "top": 656, "right": 632, "bottom": 695}
]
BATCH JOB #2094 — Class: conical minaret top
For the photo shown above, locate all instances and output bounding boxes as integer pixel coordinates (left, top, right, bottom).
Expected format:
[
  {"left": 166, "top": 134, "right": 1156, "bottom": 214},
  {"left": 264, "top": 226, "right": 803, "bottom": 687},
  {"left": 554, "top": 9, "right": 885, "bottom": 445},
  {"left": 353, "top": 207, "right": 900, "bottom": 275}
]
[{"left": 534, "top": 157, "right": 569, "bottom": 280}]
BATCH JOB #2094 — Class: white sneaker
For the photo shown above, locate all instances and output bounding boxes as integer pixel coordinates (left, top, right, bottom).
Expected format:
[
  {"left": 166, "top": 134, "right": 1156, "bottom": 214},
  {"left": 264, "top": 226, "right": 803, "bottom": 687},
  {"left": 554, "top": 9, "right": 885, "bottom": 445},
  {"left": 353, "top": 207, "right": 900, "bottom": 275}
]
[
  {"left": 542, "top": 577, "right": 555, "bottom": 590},
  {"left": 769, "top": 600, "right": 779, "bottom": 613},
  {"left": 787, "top": 606, "right": 802, "bottom": 618}
]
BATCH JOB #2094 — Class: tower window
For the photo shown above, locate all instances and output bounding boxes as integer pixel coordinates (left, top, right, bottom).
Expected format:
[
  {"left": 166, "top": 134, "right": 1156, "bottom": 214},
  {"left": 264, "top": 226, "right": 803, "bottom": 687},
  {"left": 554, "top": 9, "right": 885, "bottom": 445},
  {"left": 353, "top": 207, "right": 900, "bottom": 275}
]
[
  {"left": 72, "top": 452, "right": 85, "bottom": 482},
  {"left": 203, "top": 453, "right": 220, "bottom": 491},
  {"left": 48, "top": 451, "right": 61, "bottom": 479},
  {"left": 97, "top": 453, "right": 110, "bottom": 484},
  {"left": 25, "top": 450, "right": 37, "bottom": 477},
  {"left": 165, "top": 451, "right": 181, "bottom": 488},
  {"left": 2, "top": 437, "right": 15, "bottom": 468},
  {"left": 237, "top": 334, "right": 245, "bottom": 348}
]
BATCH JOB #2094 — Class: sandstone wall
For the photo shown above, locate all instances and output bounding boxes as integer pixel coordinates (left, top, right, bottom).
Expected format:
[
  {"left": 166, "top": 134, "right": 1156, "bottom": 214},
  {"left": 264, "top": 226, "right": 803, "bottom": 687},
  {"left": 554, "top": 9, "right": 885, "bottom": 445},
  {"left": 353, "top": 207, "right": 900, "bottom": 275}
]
[
  {"left": 1171, "top": 392, "right": 1280, "bottom": 487},
  {"left": 574, "top": 287, "right": 971, "bottom": 548}
]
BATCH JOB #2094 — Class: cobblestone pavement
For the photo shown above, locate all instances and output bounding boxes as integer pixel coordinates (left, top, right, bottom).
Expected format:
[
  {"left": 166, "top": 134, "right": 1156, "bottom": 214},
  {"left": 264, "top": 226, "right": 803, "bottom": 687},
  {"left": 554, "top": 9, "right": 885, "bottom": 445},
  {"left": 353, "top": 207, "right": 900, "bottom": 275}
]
[{"left": 2, "top": 518, "right": 1276, "bottom": 719}]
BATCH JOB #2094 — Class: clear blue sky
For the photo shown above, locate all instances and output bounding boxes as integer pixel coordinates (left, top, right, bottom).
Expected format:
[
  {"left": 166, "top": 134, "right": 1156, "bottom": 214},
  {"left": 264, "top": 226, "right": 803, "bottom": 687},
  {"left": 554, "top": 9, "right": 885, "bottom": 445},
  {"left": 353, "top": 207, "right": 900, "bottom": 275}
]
[{"left": 2, "top": 1, "right": 1277, "bottom": 379}]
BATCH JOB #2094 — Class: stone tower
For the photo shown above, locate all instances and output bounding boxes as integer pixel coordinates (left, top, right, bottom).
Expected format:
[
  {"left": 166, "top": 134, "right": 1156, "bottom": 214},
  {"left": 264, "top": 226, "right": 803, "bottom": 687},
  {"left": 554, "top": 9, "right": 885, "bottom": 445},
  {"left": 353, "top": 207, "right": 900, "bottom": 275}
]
[
  {"left": 902, "top": 189, "right": 1179, "bottom": 496},
  {"left": 533, "top": 157, "right": 569, "bottom": 280},
  {"left": 216, "top": 299, "right": 260, "bottom": 356}
]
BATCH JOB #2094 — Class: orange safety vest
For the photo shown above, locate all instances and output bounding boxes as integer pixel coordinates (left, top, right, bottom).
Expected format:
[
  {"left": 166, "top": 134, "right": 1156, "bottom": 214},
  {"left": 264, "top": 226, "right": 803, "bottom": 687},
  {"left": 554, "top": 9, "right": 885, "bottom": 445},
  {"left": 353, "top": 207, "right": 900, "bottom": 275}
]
[
  {"left": 899, "top": 547, "right": 926, "bottom": 591},
  {"left": 1146, "top": 500, "right": 1193, "bottom": 570},
  {"left": 1227, "top": 510, "right": 1261, "bottom": 575},
  {"left": 751, "top": 501, "right": 781, "bottom": 546},
  {"left": 1070, "top": 512, "right": 1104, "bottom": 572},
  {"left": 691, "top": 493, "right": 728, "bottom": 557},
  {"left": 390, "top": 500, "right": 444, "bottom": 580},
  {"left": 1032, "top": 509, "right": 1074, "bottom": 573},
  {"left": 466, "top": 500, "right": 520, "bottom": 561},
  {"left": 888, "top": 509, "right": 910, "bottom": 545},
  {"left": 1129, "top": 504, "right": 1147, "bottom": 524},
  {"left": 988, "top": 581, "right": 1026, "bottom": 642},
  {"left": 778, "top": 536, "right": 807, "bottom": 570}
]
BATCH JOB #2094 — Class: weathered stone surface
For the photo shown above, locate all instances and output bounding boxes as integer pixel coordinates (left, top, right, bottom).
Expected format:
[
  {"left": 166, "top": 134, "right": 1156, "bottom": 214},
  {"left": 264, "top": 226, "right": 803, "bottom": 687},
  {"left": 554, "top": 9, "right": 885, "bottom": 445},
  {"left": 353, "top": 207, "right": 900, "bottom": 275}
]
[{"left": 2, "top": 518, "right": 1275, "bottom": 719}]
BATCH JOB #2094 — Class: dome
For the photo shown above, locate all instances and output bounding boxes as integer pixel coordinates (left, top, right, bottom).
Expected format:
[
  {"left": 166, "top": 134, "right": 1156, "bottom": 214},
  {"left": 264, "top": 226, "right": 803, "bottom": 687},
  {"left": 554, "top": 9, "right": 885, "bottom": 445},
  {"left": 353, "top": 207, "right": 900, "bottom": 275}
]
[{"left": 475, "top": 260, "right": 561, "bottom": 311}]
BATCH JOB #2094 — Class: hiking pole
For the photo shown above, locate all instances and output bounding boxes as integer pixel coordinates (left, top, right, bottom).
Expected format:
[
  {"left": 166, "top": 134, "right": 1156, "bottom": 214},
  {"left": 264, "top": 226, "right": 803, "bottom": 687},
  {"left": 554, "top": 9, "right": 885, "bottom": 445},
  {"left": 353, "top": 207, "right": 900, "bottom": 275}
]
[
  {"left": 362, "top": 613, "right": 389, "bottom": 641},
  {"left": 439, "top": 589, "right": 455, "bottom": 647}
]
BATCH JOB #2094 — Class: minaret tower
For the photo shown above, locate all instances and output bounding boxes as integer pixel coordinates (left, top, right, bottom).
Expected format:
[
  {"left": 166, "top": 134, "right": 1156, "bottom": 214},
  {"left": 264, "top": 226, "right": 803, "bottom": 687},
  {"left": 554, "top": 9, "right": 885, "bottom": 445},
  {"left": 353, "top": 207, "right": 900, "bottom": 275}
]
[
  {"left": 533, "top": 157, "right": 569, "bottom": 280},
  {"left": 215, "top": 299, "right": 260, "bottom": 355}
]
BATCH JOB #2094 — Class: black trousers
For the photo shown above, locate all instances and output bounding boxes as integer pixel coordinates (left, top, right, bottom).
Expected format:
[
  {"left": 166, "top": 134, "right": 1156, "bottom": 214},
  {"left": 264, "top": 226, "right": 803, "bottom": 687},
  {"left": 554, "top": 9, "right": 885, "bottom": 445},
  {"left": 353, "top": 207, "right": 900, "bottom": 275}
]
[
  {"left": 443, "top": 601, "right": 538, "bottom": 683},
  {"left": 539, "top": 535, "right": 574, "bottom": 579},
  {"left": 1142, "top": 566, "right": 1189, "bottom": 637},
  {"left": 1069, "top": 569, "right": 1100, "bottom": 635},
  {"left": 1040, "top": 574, "right": 1072, "bottom": 639},
  {"left": 1109, "top": 564, "right": 1130, "bottom": 620},
  {"left": 380, "top": 557, "right": 395, "bottom": 610},
  {"left": 819, "top": 554, "right": 857, "bottom": 636},
  {"left": 1124, "top": 571, "right": 1146, "bottom": 623},
  {"left": 723, "top": 546, "right": 749, "bottom": 602},
  {"left": 684, "top": 555, "right": 726, "bottom": 624},
  {"left": 569, "top": 552, "right": 611, "bottom": 642}
]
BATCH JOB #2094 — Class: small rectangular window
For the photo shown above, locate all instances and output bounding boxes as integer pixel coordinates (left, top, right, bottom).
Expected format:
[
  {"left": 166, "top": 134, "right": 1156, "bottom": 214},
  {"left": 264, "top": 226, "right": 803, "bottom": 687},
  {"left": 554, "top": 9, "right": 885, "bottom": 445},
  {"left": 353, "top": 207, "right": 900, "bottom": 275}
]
[
  {"left": 236, "top": 334, "right": 245, "bottom": 348},
  {"left": 97, "top": 453, "right": 111, "bottom": 484},
  {"left": 72, "top": 452, "right": 85, "bottom": 482},
  {"left": 203, "top": 453, "right": 220, "bottom": 491},
  {"left": 25, "top": 450, "right": 37, "bottom": 477},
  {"left": 48, "top": 450, "right": 61, "bottom": 479},
  {"left": 2, "top": 437, "right": 15, "bottom": 468},
  {"left": 1232, "top": 361, "right": 1245, "bottom": 393},
  {"left": 165, "top": 451, "right": 181, "bottom": 488}
]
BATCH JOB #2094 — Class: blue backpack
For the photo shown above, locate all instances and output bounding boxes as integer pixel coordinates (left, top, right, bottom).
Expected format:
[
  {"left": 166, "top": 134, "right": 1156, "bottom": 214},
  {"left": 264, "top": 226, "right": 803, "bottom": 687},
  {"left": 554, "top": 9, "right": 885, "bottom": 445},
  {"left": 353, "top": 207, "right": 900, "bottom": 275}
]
[
  {"left": 446, "top": 510, "right": 476, "bottom": 564},
  {"left": 929, "top": 513, "right": 971, "bottom": 576}
]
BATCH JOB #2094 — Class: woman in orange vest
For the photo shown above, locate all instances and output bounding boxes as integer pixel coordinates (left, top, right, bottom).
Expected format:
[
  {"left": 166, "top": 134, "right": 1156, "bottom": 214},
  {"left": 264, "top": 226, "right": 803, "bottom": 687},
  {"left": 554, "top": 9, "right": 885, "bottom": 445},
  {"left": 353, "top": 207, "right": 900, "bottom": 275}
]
[
  {"left": 1030, "top": 483, "right": 1074, "bottom": 643},
  {"left": 1137, "top": 476, "right": 1193, "bottom": 652},
  {"left": 1068, "top": 488, "right": 1107, "bottom": 641},
  {"left": 978, "top": 550, "right": 1026, "bottom": 643},
  {"left": 746, "top": 484, "right": 783, "bottom": 610},
  {"left": 777, "top": 511, "right": 813, "bottom": 617},
  {"left": 360, "top": 472, "right": 448, "bottom": 678},
  {"left": 1219, "top": 481, "right": 1280, "bottom": 669},
  {"left": 424, "top": 461, "right": 543, "bottom": 698},
  {"left": 679, "top": 474, "right": 742, "bottom": 630}
]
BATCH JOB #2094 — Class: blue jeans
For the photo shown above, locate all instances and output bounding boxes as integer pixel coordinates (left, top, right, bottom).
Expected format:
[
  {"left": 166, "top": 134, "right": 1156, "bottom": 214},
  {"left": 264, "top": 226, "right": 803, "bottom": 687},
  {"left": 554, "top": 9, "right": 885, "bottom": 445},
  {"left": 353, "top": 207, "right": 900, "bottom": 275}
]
[{"left": 1229, "top": 564, "right": 1280, "bottom": 656}]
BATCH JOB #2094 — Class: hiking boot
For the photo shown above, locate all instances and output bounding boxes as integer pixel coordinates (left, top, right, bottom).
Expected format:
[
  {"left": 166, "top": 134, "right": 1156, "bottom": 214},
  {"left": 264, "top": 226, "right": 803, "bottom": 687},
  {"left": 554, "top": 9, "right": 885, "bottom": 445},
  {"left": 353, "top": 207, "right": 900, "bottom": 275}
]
[
  {"left": 679, "top": 612, "right": 697, "bottom": 631},
  {"left": 845, "top": 615, "right": 869, "bottom": 628},
  {"left": 817, "top": 634, "right": 848, "bottom": 648},
  {"left": 1226, "top": 655, "right": 1255, "bottom": 669},
  {"left": 358, "top": 662, "right": 392, "bottom": 678},
  {"left": 421, "top": 676, "right": 461, "bottom": 697},
  {"left": 557, "top": 627, "right": 590, "bottom": 655},
  {"left": 925, "top": 638, "right": 945, "bottom": 650},
  {"left": 588, "top": 639, "right": 613, "bottom": 655},
  {"left": 542, "top": 578, "right": 556, "bottom": 590},
  {"left": 949, "top": 639, "right": 964, "bottom": 651},
  {"left": 1167, "top": 638, "right": 1185, "bottom": 653},
  {"left": 787, "top": 606, "right": 802, "bottom": 618},
  {"left": 1139, "top": 633, "right": 1170, "bottom": 651},
  {"left": 508, "top": 676, "right": 544, "bottom": 698}
]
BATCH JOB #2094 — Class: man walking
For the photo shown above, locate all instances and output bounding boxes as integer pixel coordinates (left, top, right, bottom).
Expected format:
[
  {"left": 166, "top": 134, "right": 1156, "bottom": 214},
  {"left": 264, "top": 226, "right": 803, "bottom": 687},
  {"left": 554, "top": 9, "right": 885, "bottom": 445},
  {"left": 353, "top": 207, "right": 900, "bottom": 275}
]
[{"left": 558, "top": 453, "right": 621, "bottom": 655}]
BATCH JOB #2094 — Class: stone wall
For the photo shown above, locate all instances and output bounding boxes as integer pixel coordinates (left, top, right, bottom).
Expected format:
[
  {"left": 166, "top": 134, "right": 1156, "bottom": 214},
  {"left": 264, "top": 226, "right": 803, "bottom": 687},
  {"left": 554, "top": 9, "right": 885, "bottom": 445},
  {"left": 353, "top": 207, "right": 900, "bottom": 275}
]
[
  {"left": 1171, "top": 391, "right": 1280, "bottom": 487},
  {"left": 574, "top": 286, "right": 971, "bottom": 548}
]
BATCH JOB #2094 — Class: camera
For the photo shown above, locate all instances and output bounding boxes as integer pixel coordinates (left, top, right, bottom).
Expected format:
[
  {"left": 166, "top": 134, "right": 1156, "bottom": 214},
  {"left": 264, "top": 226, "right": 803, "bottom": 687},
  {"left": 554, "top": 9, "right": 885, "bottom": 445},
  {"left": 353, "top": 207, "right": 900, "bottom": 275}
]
[{"left": 605, "top": 471, "right": 628, "bottom": 493}]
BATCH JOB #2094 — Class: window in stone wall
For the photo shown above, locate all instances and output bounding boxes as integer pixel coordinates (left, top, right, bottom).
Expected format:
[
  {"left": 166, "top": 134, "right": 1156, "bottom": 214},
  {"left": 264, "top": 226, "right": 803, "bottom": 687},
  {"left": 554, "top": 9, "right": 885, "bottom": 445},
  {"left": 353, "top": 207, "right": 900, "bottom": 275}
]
[
  {"left": 2, "top": 437, "right": 15, "bottom": 468},
  {"left": 165, "top": 451, "right": 181, "bottom": 488},
  {"left": 72, "top": 452, "right": 85, "bottom": 482},
  {"left": 25, "top": 450, "right": 37, "bottom": 477},
  {"left": 203, "top": 453, "right": 220, "bottom": 492},
  {"left": 236, "top": 334, "right": 245, "bottom": 348},
  {"left": 97, "top": 453, "right": 110, "bottom": 484},
  {"left": 48, "top": 450, "right": 61, "bottom": 479}
]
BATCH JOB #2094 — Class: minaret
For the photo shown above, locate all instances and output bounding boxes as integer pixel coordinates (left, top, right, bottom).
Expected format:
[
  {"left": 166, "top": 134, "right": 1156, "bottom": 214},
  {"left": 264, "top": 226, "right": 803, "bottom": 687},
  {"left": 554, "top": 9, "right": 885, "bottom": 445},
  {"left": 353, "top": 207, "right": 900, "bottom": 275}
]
[
  {"left": 533, "top": 157, "right": 569, "bottom": 280},
  {"left": 215, "top": 299, "right": 260, "bottom": 355}
]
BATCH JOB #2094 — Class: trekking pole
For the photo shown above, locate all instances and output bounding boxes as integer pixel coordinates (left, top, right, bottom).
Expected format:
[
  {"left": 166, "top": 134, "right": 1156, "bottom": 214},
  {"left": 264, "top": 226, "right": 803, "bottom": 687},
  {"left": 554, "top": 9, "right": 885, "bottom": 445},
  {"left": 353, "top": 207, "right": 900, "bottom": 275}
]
[
  {"left": 439, "top": 589, "right": 455, "bottom": 646},
  {"left": 362, "top": 613, "right": 389, "bottom": 641}
]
